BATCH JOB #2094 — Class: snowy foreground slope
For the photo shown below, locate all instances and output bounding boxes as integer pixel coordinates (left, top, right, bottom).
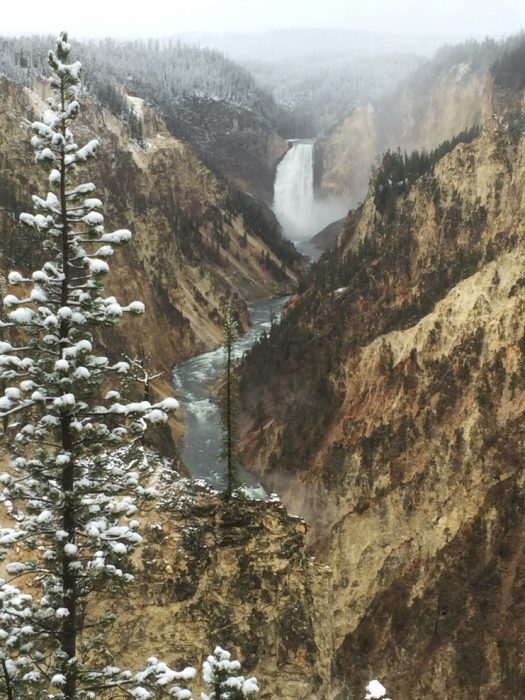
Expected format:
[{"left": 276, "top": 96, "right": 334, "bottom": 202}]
[{"left": 75, "top": 449, "right": 333, "bottom": 700}]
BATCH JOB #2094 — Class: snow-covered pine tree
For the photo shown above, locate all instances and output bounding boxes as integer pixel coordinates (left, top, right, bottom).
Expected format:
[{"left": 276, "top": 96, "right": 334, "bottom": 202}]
[
  {"left": 202, "top": 646, "right": 259, "bottom": 700},
  {"left": 0, "top": 32, "right": 182, "bottom": 699},
  {"left": 219, "top": 300, "right": 241, "bottom": 498}
]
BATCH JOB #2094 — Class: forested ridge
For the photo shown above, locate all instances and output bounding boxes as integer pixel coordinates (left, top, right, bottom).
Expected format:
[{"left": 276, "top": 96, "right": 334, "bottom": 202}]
[
  {"left": 491, "top": 33, "right": 525, "bottom": 90},
  {"left": 373, "top": 126, "right": 480, "bottom": 220},
  {"left": 0, "top": 36, "right": 290, "bottom": 132}
]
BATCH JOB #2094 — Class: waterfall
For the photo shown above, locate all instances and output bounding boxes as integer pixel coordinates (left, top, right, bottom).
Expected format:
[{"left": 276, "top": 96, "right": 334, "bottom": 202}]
[{"left": 273, "top": 140, "right": 315, "bottom": 241}]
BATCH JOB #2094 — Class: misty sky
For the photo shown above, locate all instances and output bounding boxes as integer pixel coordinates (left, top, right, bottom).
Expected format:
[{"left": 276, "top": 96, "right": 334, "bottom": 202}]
[{"left": 1, "top": 0, "right": 524, "bottom": 39}]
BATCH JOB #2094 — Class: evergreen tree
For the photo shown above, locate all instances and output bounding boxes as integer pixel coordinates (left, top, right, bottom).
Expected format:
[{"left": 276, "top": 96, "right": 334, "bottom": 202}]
[
  {"left": 0, "top": 33, "right": 187, "bottom": 699},
  {"left": 202, "top": 647, "right": 259, "bottom": 700},
  {"left": 219, "top": 300, "right": 241, "bottom": 498}
]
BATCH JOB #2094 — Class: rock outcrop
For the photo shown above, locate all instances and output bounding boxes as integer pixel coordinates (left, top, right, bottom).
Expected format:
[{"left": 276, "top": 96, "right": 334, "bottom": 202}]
[{"left": 98, "top": 477, "right": 334, "bottom": 699}]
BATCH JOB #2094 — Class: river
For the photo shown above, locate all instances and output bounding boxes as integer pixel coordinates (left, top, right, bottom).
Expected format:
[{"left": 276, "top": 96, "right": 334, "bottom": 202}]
[
  {"left": 172, "top": 138, "right": 337, "bottom": 491},
  {"left": 172, "top": 296, "right": 289, "bottom": 495}
]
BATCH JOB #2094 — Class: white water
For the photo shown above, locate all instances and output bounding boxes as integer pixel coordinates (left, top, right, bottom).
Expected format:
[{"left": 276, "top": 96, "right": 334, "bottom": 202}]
[
  {"left": 273, "top": 139, "right": 348, "bottom": 248},
  {"left": 273, "top": 140, "right": 315, "bottom": 241},
  {"left": 172, "top": 143, "right": 347, "bottom": 491}
]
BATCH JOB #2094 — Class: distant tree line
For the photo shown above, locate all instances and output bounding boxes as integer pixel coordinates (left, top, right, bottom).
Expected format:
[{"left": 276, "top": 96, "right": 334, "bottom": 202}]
[
  {"left": 372, "top": 35, "right": 517, "bottom": 139},
  {"left": 404, "top": 38, "right": 502, "bottom": 92},
  {"left": 2, "top": 33, "right": 523, "bottom": 146},
  {"left": 0, "top": 36, "right": 293, "bottom": 135},
  {"left": 491, "top": 33, "right": 525, "bottom": 91},
  {"left": 245, "top": 33, "right": 525, "bottom": 138},
  {"left": 247, "top": 53, "right": 422, "bottom": 136}
]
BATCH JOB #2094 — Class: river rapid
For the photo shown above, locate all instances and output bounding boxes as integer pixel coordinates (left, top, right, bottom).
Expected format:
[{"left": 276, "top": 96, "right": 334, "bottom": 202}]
[{"left": 172, "top": 296, "right": 289, "bottom": 495}]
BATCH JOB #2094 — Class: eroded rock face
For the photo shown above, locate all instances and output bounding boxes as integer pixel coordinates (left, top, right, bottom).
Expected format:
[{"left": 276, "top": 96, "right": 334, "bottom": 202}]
[
  {"left": 0, "top": 77, "right": 301, "bottom": 410},
  {"left": 317, "top": 60, "right": 489, "bottom": 206},
  {"left": 239, "top": 110, "right": 525, "bottom": 696},
  {"left": 316, "top": 101, "right": 378, "bottom": 206},
  {"left": 99, "top": 482, "right": 333, "bottom": 699}
]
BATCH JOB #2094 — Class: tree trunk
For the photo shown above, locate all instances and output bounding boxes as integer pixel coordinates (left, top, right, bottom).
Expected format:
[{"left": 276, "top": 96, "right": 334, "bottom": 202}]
[
  {"left": 226, "top": 339, "right": 233, "bottom": 497},
  {"left": 61, "top": 415, "right": 76, "bottom": 699},
  {"left": 59, "top": 82, "right": 76, "bottom": 700},
  {"left": 1, "top": 659, "right": 14, "bottom": 700}
]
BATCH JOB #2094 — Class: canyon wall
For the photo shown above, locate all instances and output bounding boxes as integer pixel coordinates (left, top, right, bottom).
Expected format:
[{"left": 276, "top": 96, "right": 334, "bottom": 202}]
[
  {"left": 240, "top": 100, "right": 525, "bottom": 697},
  {"left": 87, "top": 470, "right": 335, "bottom": 700},
  {"left": 165, "top": 94, "right": 288, "bottom": 202},
  {"left": 317, "top": 54, "right": 493, "bottom": 207},
  {"left": 0, "top": 76, "right": 301, "bottom": 391}
]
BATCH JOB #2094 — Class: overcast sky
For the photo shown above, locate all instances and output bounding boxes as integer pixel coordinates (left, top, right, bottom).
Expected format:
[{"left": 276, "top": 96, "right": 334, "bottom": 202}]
[{"left": 1, "top": 0, "right": 524, "bottom": 39}]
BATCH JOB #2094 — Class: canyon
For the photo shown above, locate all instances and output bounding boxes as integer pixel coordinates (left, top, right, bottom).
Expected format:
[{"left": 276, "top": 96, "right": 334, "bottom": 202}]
[
  {"left": 0, "top": 32, "right": 524, "bottom": 699},
  {"left": 0, "top": 74, "right": 301, "bottom": 454}
]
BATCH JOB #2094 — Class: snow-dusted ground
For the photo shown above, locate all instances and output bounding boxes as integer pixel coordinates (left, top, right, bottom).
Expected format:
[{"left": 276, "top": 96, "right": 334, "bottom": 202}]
[
  {"left": 126, "top": 94, "right": 144, "bottom": 118},
  {"left": 173, "top": 296, "right": 288, "bottom": 496}
]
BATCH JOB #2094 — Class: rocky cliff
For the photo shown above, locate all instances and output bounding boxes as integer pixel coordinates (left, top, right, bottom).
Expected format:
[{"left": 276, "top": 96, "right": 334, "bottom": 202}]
[
  {"left": 95, "top": 470, "right": 334, "bottom": 699},
  {"left": 239, "top": 99, "right": 525, "bottom": 697},
  {"left": 166, "top": 95, "right": 288, "bottom": 202},
  {"left": 317, "top": 44, "right": 497, "bottom": 206},
  {"left": 0, "top": 76, "right": 301, "bottom": 373}
]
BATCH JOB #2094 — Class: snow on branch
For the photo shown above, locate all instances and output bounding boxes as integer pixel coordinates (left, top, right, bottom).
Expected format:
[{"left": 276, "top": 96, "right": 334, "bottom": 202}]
[{"left": 0, "top": 31, "right": 181, "bottom": 699}]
